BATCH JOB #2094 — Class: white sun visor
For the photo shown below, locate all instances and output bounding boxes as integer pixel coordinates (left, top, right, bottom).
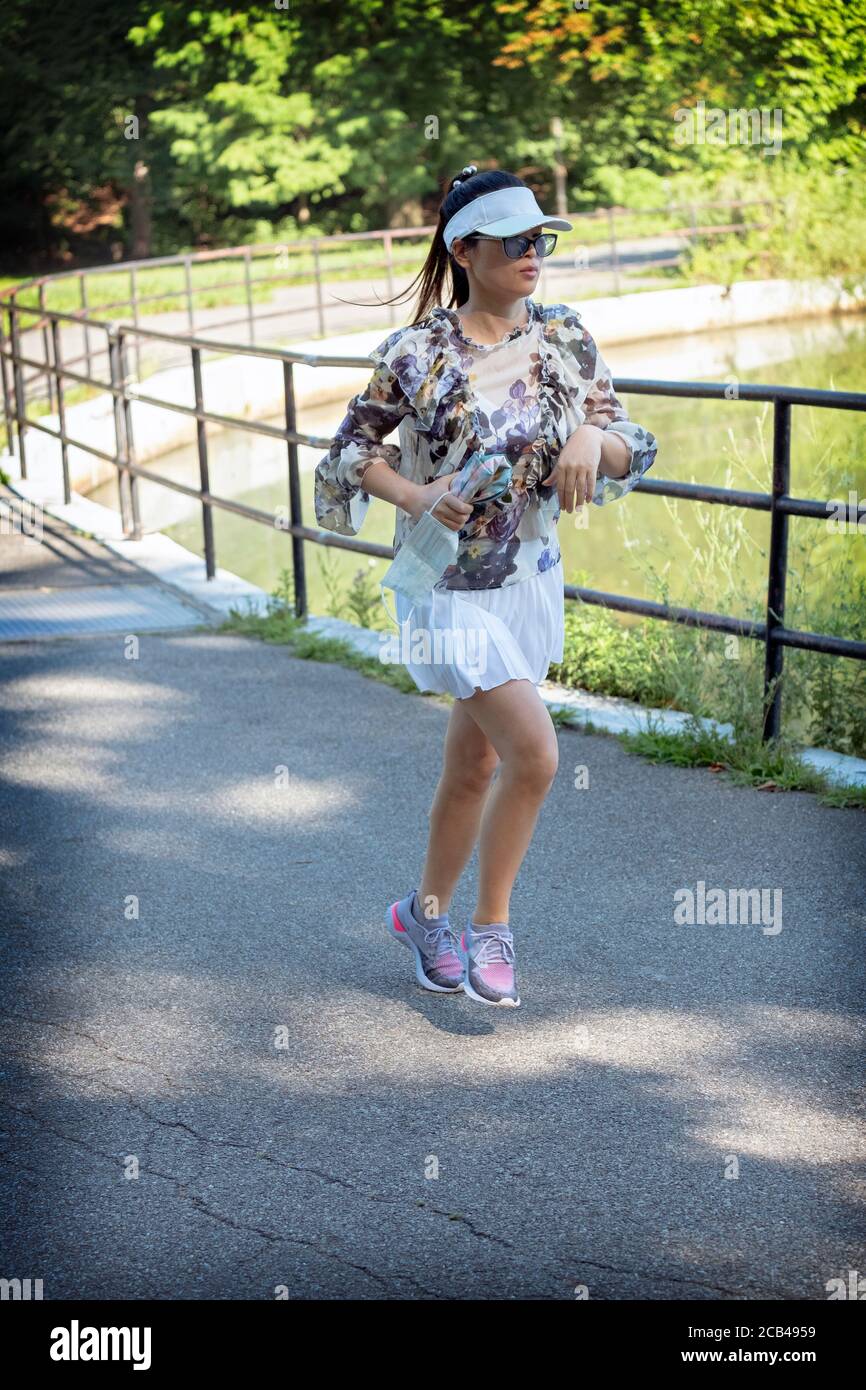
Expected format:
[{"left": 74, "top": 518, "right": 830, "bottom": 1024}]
[{"left": 444, "top": 186, "right": 572, "bottom": 251}]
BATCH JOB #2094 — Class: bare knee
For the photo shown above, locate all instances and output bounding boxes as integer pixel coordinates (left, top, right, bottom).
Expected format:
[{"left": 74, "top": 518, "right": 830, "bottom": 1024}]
[
  {"left": 449, "top": 749, "right": 500, "bottom": 796},
  {"left": 505, "top": 741, "right": 559, "bottom": 793}
]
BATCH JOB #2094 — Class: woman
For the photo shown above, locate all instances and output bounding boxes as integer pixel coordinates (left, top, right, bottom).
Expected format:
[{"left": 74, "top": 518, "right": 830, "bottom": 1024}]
[{"left": 314, "top": 166, "right": 658, "bottom": 1007}]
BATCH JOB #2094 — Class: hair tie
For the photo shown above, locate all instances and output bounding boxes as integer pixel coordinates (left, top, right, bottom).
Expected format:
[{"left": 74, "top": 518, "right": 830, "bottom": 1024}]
[{"left": 453, "top": 163, "right": 478, "bottom": 187}]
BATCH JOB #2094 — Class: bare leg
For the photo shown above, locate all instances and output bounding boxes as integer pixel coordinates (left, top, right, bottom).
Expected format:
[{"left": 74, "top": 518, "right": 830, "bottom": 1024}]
[
  {"left": 417, "top": 697, "right": 500, "bottom": 919},
  {"left": 460, "top": 678, "right": 559, "bottom": 926}
]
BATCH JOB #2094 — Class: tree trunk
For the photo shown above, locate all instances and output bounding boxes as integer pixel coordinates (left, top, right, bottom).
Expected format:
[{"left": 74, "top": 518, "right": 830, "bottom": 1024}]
[
  {"left": 126, "top": 95, "right": 153, "bottom": 259},
  {"left": 128, "top": 159, "right": 152, "bottom": 259}
]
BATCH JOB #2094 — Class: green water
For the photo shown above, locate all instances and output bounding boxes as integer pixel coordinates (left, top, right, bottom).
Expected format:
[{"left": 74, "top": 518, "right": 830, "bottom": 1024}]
[{"left": 88, "top": 314, "right": 866, "bottom": 635}]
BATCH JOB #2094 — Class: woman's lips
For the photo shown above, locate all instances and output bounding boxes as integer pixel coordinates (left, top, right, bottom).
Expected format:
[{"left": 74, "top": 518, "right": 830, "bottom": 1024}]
[{"left": 520, "top": 266, "right": 539, "bottom": 277}]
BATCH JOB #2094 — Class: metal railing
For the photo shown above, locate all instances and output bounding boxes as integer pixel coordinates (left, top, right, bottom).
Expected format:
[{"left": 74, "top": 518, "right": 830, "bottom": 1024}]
[
  {"left": 0, "top": 230, "right": 434, "bottom": 408},
  {"left": 1, "top": 197, "right": 776, "bottom": 411},
  {"left": 1, "top": 286, "right": 863, "bottom": 744}
]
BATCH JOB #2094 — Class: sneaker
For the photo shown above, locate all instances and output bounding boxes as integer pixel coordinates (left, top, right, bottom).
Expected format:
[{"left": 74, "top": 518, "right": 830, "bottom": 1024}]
[
  {"left": 386, "top": 887, "right": 463, "bottom": 993},
  {"left": 459, "top": 920, "right": 520, "bottom": 1007}
]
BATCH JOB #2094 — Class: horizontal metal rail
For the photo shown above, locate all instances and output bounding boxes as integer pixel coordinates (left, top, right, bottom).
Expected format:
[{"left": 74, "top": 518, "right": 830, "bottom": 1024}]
[
  {"left": 1, "top": 282, "right": 863, "bottom": 746},
  {"left": 563, "top": 586, "right": 866, "bottom": 661}
]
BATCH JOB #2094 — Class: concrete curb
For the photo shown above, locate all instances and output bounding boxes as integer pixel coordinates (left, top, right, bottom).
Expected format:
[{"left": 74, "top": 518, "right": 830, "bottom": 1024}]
[
  {"left": 2, "top": 474, "right": 271, "bottom": 620},
  {"left": 4, "top": 464, "right": 863, "bottom": 791}
]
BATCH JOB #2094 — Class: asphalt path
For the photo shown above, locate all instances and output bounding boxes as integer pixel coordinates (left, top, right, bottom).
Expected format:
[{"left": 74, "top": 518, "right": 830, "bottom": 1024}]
[{"left": 1, "top": 521, "right": 864, "bottom": 1298}]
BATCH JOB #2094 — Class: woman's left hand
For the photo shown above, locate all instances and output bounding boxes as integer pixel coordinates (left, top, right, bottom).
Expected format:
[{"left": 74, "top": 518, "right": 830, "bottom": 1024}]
[{"left": 540, "top": 424, "right": 603, "bottom": 512}]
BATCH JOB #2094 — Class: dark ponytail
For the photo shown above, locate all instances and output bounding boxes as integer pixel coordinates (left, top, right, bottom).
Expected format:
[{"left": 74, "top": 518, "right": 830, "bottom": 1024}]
[
  {"left": 403, "top": 166, "right": 527, "bottom": 323},
  {"left": 336, "top": 165, "right": 529, "bottom": 326}
]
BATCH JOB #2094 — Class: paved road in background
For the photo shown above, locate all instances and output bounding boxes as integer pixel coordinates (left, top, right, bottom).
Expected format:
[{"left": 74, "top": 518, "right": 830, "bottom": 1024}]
[{"left": 1, "top": 506, "right": 864, "bottom": 1299}]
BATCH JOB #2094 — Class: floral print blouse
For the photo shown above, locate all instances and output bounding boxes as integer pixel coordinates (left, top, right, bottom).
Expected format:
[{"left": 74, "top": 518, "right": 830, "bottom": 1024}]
[{"left": 314, "top": 298, "right": 658, "bottom": 591}]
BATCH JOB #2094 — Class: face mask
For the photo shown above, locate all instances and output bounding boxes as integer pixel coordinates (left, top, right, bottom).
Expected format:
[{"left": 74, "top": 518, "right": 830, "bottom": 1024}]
[{"left": 379, "top": 451, "right": 513, "bottom": 619}]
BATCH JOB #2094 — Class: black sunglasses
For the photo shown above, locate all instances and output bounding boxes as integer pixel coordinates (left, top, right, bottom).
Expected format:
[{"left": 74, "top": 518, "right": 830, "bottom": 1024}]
[{"left": 471, "top": 232, "right": 558, "bottom": 260}]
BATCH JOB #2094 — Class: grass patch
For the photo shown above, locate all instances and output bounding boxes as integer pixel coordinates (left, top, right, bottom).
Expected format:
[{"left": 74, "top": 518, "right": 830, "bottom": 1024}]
[
  {"left": 620, "top": 720, "right": 865, "bottom": 809},
  {"left": 220, "top": 566, "right": 443, "bottom": 700},
  {"left": 546, "top": 705, "right": 610, "bottom": 738}
]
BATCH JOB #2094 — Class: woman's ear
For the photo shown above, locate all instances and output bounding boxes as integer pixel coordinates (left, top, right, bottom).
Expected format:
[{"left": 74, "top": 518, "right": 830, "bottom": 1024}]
[{"left": 450, "top": 237, "right": 472, "bottom": 272}]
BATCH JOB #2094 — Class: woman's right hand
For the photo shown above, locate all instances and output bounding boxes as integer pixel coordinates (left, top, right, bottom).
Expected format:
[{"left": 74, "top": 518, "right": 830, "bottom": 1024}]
[{"left": 405, "top": 474, "right": 474, "bottom": 531}]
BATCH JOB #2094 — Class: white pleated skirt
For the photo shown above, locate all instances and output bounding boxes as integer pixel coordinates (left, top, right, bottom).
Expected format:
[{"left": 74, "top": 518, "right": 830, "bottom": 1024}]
[{"left": 392, "top": 557, "right": 565, "bottom": 700}]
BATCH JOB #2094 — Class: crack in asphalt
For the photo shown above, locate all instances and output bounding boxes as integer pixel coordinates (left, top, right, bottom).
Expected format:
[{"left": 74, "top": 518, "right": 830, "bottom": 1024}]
[
  {"left": 563, "top": 1253, "right": 759, "bottom": 1300},
  {"left": 61, "top": 1067, "right": 517, "bottom": 1256},
  {"left": 1, "top": 1013, "right": 186, "bottom": 1092},
  {"left": 0, "top": 1099, "right": 436, "bottom": 1297},
  {"left": 0, "top": 1149, "right": 42, "bottom": 1189},
  {"left": 1, "top": 1096, "right": 799, "bottom": 1299},
  {"left": 13, "top": 1063, "right": 515, "bottom": 1259}
]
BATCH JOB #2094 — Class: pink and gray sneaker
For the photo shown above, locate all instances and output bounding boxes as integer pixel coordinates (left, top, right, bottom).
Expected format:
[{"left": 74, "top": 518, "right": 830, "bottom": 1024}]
[
  {"left": 458, "top": 921, "right": 520, "bottom": 1007},
  {"left": 387, "top": 887, "right": 464, "bottom": 993}
]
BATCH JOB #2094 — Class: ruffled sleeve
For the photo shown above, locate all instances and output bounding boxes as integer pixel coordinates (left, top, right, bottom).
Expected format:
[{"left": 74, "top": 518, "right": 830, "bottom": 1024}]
[
  {"left": 313, "top": 353, "right": 413, "bottom": 537},
  {"left": 582, "top": 342, "right": 658, "bottom": 507},
  {"left": 368, "top": 318, "right": 465, "bottom": 436}
]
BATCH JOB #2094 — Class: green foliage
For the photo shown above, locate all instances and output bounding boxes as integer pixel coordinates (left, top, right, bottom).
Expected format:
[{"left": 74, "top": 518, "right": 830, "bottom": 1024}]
[
  {"left": 344, "top": 562, "right": 388, "bottom": 630},
  {"left": 315, "top": 549, "right": 392, "bottom": 631},
  {"left": 126, "top": 6, "right": 353, "bottom": 242},
  {"left": 316, "top": 546, "right": 348, "bottom": 621},
  {"left": 684, "top": 166, "right": 866, "bottom": 290},
  {"left": 493, "top": 0, "right": 866, "bottom": 174},
  {"left": 549, "top": 586, "right": 685, "bottom": 709},
  {"left": 0, "top": 0, "right": 159, "bottom": 260},
  {"left": 586, "top": 168, "right": 672, "bottom": 212},
  {"left": 2, "top": 0, "right": 865, "bottom": 261}
]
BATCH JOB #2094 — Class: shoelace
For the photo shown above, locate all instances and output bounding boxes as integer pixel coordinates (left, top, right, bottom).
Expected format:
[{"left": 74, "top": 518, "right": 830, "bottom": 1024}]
[
  {"left": 424, "top": 923, "right": 460, "bottom": 962},
  {"left": 472, "top": 930, "right": 515, "bottom": 967}
]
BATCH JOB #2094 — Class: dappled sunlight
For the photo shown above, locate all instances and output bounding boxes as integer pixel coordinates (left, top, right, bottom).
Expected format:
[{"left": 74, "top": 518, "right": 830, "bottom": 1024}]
[
  {"left": 2, "top": 731, "right": 357, "bottom": 824},
  {"left": 1, "top": 740, "right": 125, "bottom": 794},
  {"left": 97, "top": 825, "right": 225, "bottom": 860},
  {"left": 8, "top": 705, "right": 171, "bottom": 747},
  {"left": 251, "top": 999, "right": 864, "bottom": 1166},
  {"left": 15, "top": 971, "right": 855, "bottom": 1172},
  {"left": 0, "top": 672, "right": 186, "bottom": 786},
  {"left": 0, "top": 846, "right": 30, "bottom": 868},
  {"left": 0, "top": 672, "right": 182, "bottom": 710},
  {"left": 94, "top": 772, "right": 357, "bottom": 827},
  {"left": 690, "top": 1087, "right": 863, "bottom": 1164},
  {"left": 204, "top": 775, "right": 358, "bottom": 825},
  {"left": 3, "top": 970, "right": 254, "bottom": 1099}
]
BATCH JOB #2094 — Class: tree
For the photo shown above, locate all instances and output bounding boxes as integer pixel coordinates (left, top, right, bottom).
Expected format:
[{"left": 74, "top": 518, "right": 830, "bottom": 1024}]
[{"left": 0, "top": 0, "right": 163, "bottom": 264}]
